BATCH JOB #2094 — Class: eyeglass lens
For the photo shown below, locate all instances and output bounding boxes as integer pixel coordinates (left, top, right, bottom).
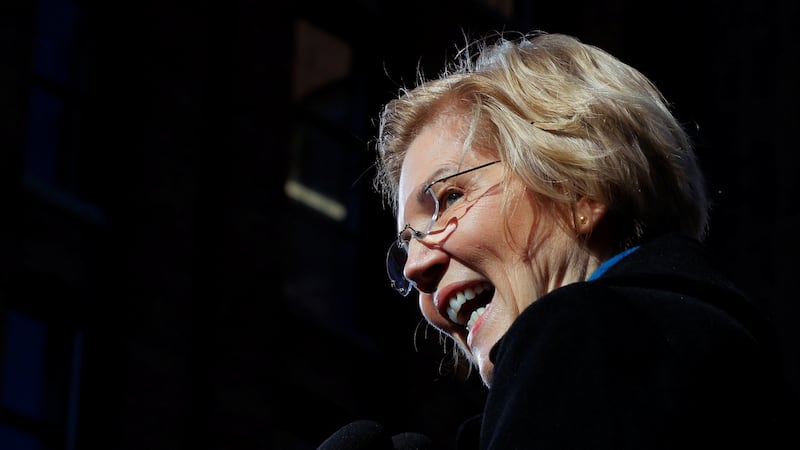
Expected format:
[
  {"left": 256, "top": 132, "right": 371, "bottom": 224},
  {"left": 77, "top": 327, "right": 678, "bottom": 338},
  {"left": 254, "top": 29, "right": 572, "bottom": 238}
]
[{"left": 386, "top": 187, "right": 438, "bottom": 296}]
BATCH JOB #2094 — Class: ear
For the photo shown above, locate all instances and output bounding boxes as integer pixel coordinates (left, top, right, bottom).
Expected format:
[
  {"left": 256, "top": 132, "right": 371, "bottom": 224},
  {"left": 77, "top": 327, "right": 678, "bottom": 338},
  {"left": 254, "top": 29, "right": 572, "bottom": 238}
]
[{"left": 574, "top": 197, "right": 607, "bottom": 235}]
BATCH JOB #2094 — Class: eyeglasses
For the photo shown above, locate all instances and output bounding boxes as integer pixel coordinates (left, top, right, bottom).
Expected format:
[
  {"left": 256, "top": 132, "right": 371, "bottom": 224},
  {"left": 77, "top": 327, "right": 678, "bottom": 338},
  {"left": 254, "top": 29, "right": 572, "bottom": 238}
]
[{"left": 386, "top": 160, "right": 502, "bottom": 296}]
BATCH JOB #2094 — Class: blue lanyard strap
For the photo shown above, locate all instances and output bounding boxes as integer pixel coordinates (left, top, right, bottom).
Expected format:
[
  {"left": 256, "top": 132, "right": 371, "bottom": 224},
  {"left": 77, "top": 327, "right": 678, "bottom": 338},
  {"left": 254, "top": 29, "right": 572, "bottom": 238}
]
[{"left": 587, "top": 246, "right": 640, "bottom": 281}]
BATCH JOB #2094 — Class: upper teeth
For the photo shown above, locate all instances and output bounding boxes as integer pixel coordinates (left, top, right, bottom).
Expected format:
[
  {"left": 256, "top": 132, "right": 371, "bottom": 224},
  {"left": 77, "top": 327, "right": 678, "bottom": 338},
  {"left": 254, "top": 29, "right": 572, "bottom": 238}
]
[{"left": 446, "top": 282, "right": 492, "bottom": 326}]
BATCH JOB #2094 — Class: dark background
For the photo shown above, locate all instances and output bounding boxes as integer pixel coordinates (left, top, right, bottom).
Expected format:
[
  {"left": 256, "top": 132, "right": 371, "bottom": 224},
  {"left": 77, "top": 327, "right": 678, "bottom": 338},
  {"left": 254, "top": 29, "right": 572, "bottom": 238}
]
[{"left": 1, "top": 0, "right": 798, "bottom": 449}]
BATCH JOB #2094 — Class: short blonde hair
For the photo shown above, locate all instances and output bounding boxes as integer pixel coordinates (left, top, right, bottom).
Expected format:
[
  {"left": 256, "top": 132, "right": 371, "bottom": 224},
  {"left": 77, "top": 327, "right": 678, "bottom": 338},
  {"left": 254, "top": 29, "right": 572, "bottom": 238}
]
[{"left": 374, "top": 31, "right": 709, "bottom": 249}]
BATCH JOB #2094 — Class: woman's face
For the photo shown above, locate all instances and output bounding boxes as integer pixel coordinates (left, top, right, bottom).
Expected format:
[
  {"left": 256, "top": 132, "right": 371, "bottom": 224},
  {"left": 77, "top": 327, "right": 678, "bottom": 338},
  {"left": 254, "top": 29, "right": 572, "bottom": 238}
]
[{"left": 396, "top": 115, "right": 588, "bottom": 386}]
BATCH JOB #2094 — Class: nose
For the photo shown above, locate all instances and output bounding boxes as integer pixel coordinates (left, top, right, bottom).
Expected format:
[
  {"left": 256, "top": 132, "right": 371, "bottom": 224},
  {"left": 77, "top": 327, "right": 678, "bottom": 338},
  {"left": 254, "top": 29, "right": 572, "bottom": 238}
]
[{"left": 403, "top": 238, "right": 449, "bottom": 294}]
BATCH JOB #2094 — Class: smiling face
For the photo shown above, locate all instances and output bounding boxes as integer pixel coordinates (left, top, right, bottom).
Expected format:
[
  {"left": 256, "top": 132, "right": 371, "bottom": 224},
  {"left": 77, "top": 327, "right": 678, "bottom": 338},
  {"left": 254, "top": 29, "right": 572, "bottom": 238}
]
[{"left": 397, "top": 114, "right": 600, "bottom": 386}]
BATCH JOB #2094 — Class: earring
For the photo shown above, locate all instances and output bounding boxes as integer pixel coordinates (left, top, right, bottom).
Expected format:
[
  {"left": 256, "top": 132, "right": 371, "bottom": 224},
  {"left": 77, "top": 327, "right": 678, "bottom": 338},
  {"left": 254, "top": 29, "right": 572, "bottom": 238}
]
[{"left": 579, "top": 215, "right": 588, "bottom": 225}]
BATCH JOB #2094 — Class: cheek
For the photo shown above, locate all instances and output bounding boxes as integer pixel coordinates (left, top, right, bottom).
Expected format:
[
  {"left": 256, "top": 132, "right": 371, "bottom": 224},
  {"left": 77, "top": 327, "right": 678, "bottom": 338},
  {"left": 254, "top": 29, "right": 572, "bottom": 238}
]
[
  {"left": 448, "top": 211, "right": 532, "bottom": 287},
  {"left": 490, "top": 195, "right": 543, "bottom": 260},
  {"left": 505, "top": 192, "right": 572, "bottom": 260},
  {"left": 457, "top": 208, "right": 512, "bottom": 260}
]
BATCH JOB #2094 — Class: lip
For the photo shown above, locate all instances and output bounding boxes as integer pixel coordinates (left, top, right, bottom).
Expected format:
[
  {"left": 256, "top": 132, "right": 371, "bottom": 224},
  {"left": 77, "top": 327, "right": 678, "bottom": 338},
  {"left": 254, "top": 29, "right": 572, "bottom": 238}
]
[{"left": 466, "top": 300, "right": 490, "bottom": 349}]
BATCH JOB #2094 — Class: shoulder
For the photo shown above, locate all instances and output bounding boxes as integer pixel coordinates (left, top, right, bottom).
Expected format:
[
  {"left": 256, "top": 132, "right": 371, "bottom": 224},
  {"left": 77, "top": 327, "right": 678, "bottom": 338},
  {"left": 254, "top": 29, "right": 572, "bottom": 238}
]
[
  {"left": 494, "top": 272, "right": 757, "bottom": 358},
  {"left": 491, "top": 259, "right": 765, "bottom": 374},
  {"left": 481, "top": 235, "right": 793, "bottom": 449},
  {"left": 489, "top": 240, "right": 772, "bottom": 403}
]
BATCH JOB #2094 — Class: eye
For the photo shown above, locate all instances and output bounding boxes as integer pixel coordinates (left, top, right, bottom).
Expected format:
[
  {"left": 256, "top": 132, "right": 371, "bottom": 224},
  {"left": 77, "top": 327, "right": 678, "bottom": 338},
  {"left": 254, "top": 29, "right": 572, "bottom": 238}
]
[
  {"left": 435, "top": 185, "right": 465, "bottom": 212},
  {"left": 443, "top": 189, "right": 464, "bottom": 208}
]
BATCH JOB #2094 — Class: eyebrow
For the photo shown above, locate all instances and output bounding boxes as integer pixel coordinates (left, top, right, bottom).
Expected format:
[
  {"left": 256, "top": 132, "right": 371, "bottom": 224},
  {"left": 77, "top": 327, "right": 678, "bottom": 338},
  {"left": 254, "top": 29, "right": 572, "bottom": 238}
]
[{"left": 415, "top": 165, "right": 457, "bottom": 204}]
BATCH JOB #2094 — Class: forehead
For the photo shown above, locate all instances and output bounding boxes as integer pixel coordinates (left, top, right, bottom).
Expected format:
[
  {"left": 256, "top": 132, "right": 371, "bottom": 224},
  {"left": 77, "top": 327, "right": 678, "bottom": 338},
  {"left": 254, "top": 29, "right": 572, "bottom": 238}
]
[{"left": 397, "top": 117, "right": 476, "bottom": 218}]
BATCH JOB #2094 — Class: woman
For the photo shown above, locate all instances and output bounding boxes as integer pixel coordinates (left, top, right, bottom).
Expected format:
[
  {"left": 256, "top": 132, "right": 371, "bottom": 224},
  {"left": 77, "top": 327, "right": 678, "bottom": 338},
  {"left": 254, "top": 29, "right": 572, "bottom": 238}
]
[{"left": 374, "top": 32, "right": 795, "bottom": 449}]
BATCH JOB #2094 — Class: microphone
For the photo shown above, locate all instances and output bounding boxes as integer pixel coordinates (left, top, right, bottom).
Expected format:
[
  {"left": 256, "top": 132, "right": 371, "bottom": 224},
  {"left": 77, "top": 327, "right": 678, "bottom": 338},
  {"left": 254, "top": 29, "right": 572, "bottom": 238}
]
[
  {"left": 391, "top": 431, "right": 434, "bottom": 449},
  {"left": 318, "top": 420, "right": 434, "bottom": 450}
]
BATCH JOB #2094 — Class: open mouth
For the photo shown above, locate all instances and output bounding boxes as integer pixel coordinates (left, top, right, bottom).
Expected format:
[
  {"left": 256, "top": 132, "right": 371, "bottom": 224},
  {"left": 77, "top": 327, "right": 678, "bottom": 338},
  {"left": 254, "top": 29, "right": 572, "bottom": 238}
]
[{"left": 444, "top": 282, "right": 495, "bottom": 331}]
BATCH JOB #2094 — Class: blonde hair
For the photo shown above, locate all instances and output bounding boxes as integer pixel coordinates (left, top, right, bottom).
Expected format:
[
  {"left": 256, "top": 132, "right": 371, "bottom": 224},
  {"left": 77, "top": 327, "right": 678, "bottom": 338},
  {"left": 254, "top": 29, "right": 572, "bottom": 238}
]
[{"left": 374, "top": 31, "right": 709, "bottom": 249}]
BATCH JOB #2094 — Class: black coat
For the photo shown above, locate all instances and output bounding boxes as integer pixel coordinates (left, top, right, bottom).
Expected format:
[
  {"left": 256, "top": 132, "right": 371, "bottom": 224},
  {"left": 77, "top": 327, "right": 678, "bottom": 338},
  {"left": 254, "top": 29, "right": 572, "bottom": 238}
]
[{"left": 462, "top": 234, "right": 797, "bottom": 450}]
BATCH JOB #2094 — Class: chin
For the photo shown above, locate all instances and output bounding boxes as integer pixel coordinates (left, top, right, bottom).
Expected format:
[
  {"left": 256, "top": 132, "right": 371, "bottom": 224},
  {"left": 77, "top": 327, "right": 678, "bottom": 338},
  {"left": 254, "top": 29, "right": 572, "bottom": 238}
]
[{"left": 477, "top": 358, "right": 494, "bottom": 387}]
